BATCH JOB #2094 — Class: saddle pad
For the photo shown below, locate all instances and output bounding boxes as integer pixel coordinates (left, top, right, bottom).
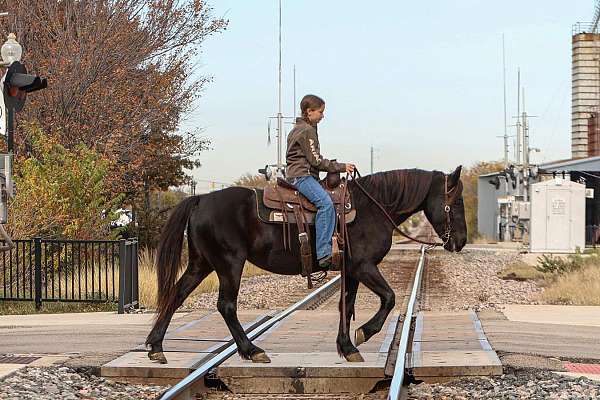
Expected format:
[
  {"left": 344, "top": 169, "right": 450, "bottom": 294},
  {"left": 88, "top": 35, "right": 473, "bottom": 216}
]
[
  {"left": 269, "top": 209, "right": 356, "bottom": 224},
  {"left": 254, "top": 189, "right": 356, "bottom": 224}
]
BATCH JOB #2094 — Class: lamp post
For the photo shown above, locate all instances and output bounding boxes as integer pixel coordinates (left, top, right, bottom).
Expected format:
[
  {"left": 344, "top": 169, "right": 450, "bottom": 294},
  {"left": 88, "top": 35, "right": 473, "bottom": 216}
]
[
  {"left": 1, "top": 33, "right": 22, "bottom": 65},
  {"left": 1, "top": 33, "right": 22, "bottom": 153}
]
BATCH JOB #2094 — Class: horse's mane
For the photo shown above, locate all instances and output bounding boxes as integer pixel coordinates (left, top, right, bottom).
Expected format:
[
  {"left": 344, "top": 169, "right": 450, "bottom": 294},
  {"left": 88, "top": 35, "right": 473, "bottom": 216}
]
[{"left": 350, "top": 169, "right": 434, "bottom": 214}]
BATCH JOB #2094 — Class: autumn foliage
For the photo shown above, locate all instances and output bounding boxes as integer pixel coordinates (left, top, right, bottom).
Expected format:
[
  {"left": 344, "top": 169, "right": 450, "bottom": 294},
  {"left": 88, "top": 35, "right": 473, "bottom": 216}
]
[
  {"left": 234, "top": 173, "right": 271, "bottom": 189},
  {"left": 8, "top": 124, "right": 121, "bottom": 239},
  {"left": 0, "top": 0, "right": 227, "bottom": 243}
]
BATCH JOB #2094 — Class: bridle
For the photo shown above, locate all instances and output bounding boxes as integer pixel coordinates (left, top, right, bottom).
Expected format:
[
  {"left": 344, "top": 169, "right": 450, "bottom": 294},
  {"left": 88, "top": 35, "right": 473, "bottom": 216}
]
[{"left": 350, "top": 169, "right": 461, "bottom": 249}]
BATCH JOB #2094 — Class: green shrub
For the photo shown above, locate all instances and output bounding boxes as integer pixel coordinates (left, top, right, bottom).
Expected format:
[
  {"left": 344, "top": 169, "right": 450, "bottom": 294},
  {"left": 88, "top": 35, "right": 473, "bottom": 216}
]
[{"left": 535, "top": 248, "right": 599, "bottom": 275}]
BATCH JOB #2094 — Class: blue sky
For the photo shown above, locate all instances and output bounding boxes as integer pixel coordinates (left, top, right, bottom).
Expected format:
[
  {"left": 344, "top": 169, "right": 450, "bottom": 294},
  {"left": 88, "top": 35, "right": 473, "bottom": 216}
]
[{"left": 183, "top": 1, "right": 594, "bottom": 191}]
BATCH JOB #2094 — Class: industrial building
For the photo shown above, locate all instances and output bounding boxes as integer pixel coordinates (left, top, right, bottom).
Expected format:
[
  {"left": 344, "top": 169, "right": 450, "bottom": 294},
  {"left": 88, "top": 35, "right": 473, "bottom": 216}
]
[{"left": 477, "top": 13, "right": 600, "bottom": 251}]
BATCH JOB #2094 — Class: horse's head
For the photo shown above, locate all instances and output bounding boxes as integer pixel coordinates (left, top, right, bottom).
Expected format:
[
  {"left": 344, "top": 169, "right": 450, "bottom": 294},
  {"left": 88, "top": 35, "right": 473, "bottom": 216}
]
[{"left": 423, "top": 166, "right": 467, "bottom": 252}]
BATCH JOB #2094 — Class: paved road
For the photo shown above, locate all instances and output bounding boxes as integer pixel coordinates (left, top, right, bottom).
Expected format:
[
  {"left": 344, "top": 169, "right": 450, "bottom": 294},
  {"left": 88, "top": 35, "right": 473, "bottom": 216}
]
[
  {"left": 0, "top": 311, "right": 196, "bottom": 367},
  {"left": 480, "top": 310, "right": 600, "bottom": 361}
]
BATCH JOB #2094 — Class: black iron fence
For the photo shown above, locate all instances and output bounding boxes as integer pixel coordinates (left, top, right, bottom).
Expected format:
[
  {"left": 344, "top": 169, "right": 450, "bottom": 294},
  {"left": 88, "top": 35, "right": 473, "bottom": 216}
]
[{"left": 0, "top": 238, "right": 138, "bottom": 313}]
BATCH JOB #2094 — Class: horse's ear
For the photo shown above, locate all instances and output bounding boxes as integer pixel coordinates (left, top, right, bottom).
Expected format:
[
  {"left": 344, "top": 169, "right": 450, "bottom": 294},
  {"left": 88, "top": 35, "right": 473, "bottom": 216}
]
[{"left": 448, "top": 165, "right": 462, "bottom": 187}]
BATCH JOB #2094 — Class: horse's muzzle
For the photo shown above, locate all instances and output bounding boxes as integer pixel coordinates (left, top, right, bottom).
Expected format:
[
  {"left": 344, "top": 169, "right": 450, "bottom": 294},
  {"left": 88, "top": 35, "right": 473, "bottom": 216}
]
[{"left": 445, "top": 236, "right": 466, "bottom": 252}]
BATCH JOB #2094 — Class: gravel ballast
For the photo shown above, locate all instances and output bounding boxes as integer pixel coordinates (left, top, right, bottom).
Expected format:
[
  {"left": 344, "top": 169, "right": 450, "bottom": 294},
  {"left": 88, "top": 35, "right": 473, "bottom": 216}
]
[
  {"left": 186, "top": 272, "right": 335, "bottom": 310},
  {"left": 0, "top": 366, "right": 167, "bottom": 400},
  {"left": 423, "top": 249, "right": 542, "bottom": 311},
  {"left": 408, "top": 371, "right": 600, "bottom": 399}
]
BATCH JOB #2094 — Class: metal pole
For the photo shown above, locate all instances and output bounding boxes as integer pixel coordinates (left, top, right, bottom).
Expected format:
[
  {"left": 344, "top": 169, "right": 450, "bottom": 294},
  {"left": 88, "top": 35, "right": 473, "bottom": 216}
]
[
  {"left": 516, "top": 68, "right": 521, "bottom": 165},
  {"left": 370, "top": 146, "right": 374, "bottom": 174},
  {"left": 293, "top": 65, "right": 297, "bottom": 117},
  {"left": 276, "top": 0, "right": 283, "bottom": 174},
  {"left": 522, "top": 88, "right": 529, "bottom": 203},
  {"left": 522, "top": 88, "right": 528, "bottom": 170},
  {"left": 34, "top": 237, "right": 42, "bottom": 310},
  {"left": 7, "top": 107, "right": 14, "bottom": 154},
  {"left": 132, "top": 240, "right": 139, "bottom": 309},
  {"left": 502, "top": 34, "right": 509, "bottom": 166},
  {"left": 118, "top": 239, "right": 126, "bottom": 314}
]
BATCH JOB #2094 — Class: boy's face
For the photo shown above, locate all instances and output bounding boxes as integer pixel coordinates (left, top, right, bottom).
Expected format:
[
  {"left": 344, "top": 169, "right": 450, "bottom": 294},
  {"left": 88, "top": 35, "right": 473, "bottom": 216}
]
[{"left": 307, "top": 105, "right": 325, "bottom": 124}]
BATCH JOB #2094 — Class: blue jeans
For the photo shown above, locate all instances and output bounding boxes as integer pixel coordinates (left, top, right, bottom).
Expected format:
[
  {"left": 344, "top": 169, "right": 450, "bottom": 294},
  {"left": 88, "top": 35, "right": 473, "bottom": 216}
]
[{"left": 292, "top": 176, "right": 335, "bottom": 260}]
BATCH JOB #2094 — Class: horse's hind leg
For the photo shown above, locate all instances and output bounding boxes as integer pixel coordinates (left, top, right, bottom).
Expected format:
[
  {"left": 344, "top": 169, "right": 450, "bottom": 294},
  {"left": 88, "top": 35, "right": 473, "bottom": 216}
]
[
  {"left": 354, "top": 264, "right": 395, "bottom": 347},
  {"left": 213, "top": 254, "right": 270, "bottom": 363},
  {"left": 146, "top": 257, "right": 212, "bottom": 363}
]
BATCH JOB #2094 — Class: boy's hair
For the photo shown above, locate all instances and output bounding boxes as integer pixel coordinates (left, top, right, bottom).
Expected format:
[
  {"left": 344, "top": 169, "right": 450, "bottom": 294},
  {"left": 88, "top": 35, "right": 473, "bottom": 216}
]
[{"left": 300, "top": 94, "right": 325, "bottom": 118}]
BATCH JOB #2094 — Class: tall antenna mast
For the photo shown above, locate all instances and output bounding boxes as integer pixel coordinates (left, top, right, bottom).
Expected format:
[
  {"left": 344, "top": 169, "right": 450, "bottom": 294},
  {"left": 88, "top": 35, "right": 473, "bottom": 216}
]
[
  {"left": 293, "top": 65, "right": 297, "bottom": 117},
  {"left": 276, "top": 0, "right": 283, "bottom": 175},
  {"left": 516, "top": 68, "right": 521, "bottom": 164},
  {"left": 502, "top": 34, "right": 509, "bottom": 166}
]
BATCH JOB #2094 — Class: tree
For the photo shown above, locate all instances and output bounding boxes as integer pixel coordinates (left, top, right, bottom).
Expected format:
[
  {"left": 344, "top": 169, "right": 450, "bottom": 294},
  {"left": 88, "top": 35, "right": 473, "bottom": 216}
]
[
  {"left": 0, "top": 0, "right": 226, "bottom": 245},
  {"left": 461, "top": 161, "right": 505, "bottom": 242},
  {"left": 235, "top": 173, "right": 271, "bottom": 189},
  {"left": 128, "top": 189, "right": 188, "bottom": 248},
  {"left": 8, "top": 124, "right": 121, "bottom": 239}
]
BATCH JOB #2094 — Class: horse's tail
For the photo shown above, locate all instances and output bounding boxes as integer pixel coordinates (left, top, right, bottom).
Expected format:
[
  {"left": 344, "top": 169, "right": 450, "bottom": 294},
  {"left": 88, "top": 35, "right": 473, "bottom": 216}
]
[{"left": 155, "top": 195, "right": 202, "bottom": 323}]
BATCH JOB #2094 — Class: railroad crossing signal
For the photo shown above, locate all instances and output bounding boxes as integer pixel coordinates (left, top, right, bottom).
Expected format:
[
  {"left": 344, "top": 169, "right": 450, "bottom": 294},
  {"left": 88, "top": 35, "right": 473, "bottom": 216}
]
[{"left": 3, "top": 60, "right": 47, "bottom": 112}]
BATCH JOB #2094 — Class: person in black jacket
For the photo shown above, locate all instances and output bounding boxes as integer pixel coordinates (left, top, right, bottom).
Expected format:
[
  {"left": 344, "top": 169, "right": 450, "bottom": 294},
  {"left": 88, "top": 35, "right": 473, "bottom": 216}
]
[{"left": 285, "top": 94, "right": 355, "bottom": 269}]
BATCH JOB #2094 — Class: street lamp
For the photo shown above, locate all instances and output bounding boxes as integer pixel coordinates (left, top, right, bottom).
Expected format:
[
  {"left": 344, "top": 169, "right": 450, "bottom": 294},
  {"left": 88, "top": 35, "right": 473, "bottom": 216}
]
[{"left": 1, "top": 33, "right": 22, "bottom": 66}]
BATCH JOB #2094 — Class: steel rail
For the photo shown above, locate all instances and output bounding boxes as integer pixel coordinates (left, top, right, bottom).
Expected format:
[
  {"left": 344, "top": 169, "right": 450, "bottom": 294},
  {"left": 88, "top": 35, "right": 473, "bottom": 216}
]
[
  {"left": 158, "top": 274, "right": 341, "bottom": 400},
  {"left": 387, "top": 245, "right": 426, "bottom": 400}
]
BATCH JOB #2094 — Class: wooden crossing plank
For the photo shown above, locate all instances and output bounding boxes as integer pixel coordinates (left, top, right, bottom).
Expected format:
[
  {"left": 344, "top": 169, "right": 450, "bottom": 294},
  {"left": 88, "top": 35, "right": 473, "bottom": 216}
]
[
  {"left": 217, "top": 310, "right": 398, "bottom": 394},
  {"left": 101, "top": 310, "right": 272, "bottom": 385},
  {"left": 408, "top": 310, "right": 503, "bottom": 382}
]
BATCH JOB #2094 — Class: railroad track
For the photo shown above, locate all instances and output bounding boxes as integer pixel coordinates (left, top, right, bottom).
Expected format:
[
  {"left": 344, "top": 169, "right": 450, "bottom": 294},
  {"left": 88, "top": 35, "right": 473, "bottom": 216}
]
[{"left": 157, "top": 247, "right": 427, "bottom": 400}]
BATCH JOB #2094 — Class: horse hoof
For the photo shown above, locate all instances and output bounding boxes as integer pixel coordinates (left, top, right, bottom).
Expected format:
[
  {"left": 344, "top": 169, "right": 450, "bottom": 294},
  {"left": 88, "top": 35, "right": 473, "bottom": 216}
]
[
  {"left": 355, "top": 328, "right": 366, "bottom": 346},
  {"left": 148, "top": 351, "right": 168, "bottom": 364},
  {"left": 250, "top": 352, "right": 271, "bottom": 363},
  {"left": 345, "top": 352, "right": 365, "bottom": 362}
]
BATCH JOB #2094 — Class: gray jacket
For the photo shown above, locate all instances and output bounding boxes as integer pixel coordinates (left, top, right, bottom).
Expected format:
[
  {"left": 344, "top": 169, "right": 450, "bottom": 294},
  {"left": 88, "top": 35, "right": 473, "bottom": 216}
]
[{"left": 285, "top": 118, "right": 346, "bottom": 180}]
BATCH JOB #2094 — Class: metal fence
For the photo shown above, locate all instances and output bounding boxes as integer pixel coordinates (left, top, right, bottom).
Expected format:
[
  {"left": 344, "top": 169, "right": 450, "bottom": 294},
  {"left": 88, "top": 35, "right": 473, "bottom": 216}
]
[{"left": 0, "top": 238, "right": 138, "bottom": 313}]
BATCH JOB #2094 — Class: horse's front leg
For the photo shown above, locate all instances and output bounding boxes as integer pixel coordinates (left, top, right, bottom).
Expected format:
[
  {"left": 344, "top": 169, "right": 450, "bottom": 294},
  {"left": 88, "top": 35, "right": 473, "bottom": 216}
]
[
  {"left": 354, "top": 264, "right": 395, "bottom": 346},
  {"left": 336, "top": 276, "right": 363, "bottom": 362}
]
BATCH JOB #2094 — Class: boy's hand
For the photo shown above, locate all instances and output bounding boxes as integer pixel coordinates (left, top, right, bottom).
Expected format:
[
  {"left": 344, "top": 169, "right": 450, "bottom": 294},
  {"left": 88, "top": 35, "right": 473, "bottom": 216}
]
[{"left": 345, "top": 163, "right": 356, "bottom": 173}]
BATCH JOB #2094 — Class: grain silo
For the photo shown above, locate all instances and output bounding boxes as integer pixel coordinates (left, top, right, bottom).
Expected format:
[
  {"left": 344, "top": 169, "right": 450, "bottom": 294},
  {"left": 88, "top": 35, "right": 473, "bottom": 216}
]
[{"left": 572, "top": 27, "right": 600, "bottom": 158}]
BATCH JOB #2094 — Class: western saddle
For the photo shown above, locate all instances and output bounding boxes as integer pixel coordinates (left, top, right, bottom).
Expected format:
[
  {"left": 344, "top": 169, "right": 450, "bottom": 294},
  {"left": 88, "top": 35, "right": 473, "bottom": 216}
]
[{"left": 262, "top": 171, "right": 355, "bottom": 288}]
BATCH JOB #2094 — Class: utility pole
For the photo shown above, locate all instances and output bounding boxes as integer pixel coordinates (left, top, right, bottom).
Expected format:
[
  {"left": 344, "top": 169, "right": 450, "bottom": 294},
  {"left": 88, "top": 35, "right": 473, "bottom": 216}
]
[
  {"left": 293, "top": 64, "right": 297, "bottom": 117},
  {"left": 502, "top": 34, "right": 509, "bottom": 166},
  {"left": 516, "top": 68, "right": 521, "bottom": 165},
  {"left": 276, "top": 0, "right": 283, "bottom": 176},
  {"left": 262, "top": 0, "right": 295, "bottom": 181}
]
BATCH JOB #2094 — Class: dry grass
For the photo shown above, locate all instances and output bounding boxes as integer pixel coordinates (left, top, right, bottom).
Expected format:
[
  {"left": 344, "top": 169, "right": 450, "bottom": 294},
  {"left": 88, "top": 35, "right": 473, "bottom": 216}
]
[
  {"left": 540, "top": 264, "right": 600, "bottom": 305},
  {"left": 498, "top": 261, "right": 548, "bottom": 281},
  {"left": 138, "top": 247, "right": 268, "bottom": 310},
  {"left": 0, "top": 301, "right": 115, "bottom": 315}
]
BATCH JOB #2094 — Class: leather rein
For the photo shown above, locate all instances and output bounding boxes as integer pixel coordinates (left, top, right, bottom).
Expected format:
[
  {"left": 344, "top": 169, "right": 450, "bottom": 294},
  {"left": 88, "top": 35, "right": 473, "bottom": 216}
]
[{"left": 349, "top": 169, "right": 460, "bottom": 248}]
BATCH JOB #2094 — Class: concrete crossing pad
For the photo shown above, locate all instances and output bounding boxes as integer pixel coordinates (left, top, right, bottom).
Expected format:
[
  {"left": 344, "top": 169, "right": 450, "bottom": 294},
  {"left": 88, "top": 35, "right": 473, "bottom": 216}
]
[
  {"left": 100, "top": 310, "right": 271, "bottom": 385},
  {"left": 217, "top": 310, "right": 399, "bottom": 394},
  {"left": 408, "top": 310, "right": 503, "bottom": 382}
]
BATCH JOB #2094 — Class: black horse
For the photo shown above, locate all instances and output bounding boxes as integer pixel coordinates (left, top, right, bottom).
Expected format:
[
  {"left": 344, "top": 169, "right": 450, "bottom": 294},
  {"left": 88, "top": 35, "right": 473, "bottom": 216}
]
[{"left": 146, "top": 167, "right": 467, "bottom": 363}]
